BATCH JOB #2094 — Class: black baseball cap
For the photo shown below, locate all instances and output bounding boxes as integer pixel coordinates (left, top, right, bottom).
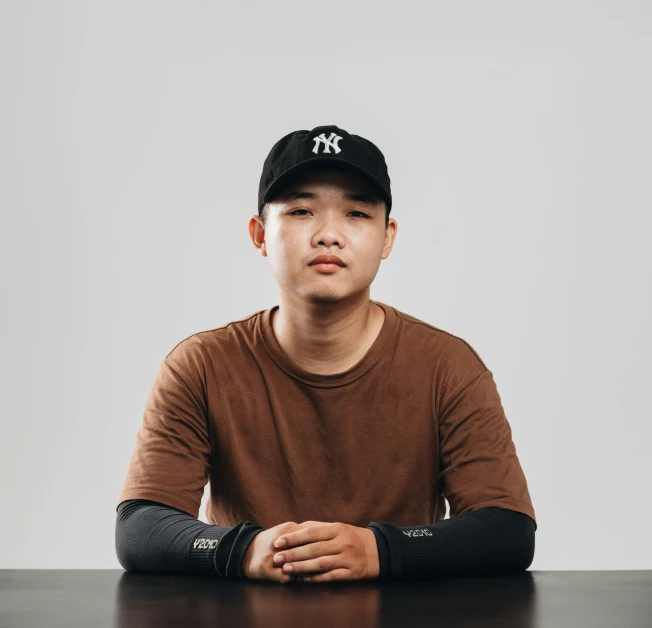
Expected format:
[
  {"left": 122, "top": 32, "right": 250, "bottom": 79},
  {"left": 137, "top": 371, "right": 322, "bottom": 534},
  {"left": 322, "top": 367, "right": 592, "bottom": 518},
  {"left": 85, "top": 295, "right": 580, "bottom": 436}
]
[{"left": 258, "top": 124, "right": 392, "bottom": 215}]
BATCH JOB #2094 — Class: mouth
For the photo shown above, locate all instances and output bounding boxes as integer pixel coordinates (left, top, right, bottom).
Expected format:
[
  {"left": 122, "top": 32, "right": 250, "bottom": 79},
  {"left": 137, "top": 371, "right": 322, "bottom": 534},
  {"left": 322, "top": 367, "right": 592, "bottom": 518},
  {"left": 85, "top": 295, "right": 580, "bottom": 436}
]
[{"left": 310, "top": 263, "right": 342, "bottom": 272}]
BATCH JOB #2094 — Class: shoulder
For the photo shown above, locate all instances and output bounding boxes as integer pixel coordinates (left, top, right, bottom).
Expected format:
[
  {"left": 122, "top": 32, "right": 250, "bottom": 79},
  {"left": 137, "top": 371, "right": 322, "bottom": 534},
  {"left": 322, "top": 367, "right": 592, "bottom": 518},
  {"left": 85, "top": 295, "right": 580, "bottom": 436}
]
[
  {"left": 162, "top": 307, "right": 265, "bottom": 372},
  {"left": 390, "top": 304, "right": 488, "bottom": 373}
]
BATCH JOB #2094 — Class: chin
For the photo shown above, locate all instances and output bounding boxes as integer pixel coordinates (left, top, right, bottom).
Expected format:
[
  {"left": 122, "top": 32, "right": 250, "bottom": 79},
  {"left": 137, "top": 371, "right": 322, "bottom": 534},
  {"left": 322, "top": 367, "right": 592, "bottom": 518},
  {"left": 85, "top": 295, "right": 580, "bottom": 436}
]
[
  {"left": 301, "top": 285, "right": 370, "bottom": 307},
  {"left": 287, "top": 283, "right": 340, "bottom": 303},
  {"left": 304, "top": 291, "right": 345, "bottom": 306}
]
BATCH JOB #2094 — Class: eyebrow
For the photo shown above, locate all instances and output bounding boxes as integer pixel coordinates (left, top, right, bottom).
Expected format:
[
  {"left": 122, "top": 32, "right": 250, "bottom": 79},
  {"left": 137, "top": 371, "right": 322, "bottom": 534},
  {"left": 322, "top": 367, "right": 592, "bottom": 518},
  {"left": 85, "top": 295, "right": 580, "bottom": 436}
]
[{"left": 281, "top": 190, "right": 381, "bottom": 207}]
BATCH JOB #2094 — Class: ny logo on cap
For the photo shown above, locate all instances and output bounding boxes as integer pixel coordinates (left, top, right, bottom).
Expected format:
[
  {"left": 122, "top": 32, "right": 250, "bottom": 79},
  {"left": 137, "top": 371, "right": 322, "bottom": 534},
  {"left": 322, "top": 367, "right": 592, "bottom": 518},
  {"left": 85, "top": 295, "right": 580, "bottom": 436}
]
[{"left": 312, "top": 132, "right": 343, "bottom": 154}]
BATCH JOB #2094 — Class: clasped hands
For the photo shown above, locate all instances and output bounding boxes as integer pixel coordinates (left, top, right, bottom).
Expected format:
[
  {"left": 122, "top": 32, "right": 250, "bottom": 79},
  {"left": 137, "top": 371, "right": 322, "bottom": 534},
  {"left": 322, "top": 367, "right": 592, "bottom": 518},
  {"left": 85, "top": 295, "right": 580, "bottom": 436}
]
[{"left": 242, "top": 519, "right": 380, "bottom": 583}]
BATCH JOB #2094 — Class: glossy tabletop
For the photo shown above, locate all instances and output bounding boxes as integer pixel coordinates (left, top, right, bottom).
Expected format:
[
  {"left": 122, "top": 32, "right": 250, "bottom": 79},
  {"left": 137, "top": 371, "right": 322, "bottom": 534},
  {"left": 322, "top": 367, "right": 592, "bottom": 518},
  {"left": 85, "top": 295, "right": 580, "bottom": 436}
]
[{"left": 1, "top": 570, "right": 650, "bottom": 627}]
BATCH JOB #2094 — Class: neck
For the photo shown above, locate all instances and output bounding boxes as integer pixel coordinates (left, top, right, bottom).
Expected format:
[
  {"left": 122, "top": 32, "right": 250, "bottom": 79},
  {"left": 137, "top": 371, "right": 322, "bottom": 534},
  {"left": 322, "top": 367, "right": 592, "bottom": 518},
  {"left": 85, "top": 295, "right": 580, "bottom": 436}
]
[{"left": 271, "top": 292, "right": 383, "bottom": 373}]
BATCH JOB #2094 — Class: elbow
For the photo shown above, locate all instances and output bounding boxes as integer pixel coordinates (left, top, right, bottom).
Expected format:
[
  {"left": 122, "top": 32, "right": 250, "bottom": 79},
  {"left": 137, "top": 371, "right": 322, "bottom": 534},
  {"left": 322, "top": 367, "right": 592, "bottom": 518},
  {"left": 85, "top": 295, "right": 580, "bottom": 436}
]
[
  {"left": 115, "top": 517, "right": 136, "bottom": 572},
  {"left": 516, "top": 534, "right": 535, "bottom": 571},
  {"left": 115, "top": 504, "right": 143, "bottom": 572},
  {"left": 512, "top": 514, "right": 536, "bottom": 572}
]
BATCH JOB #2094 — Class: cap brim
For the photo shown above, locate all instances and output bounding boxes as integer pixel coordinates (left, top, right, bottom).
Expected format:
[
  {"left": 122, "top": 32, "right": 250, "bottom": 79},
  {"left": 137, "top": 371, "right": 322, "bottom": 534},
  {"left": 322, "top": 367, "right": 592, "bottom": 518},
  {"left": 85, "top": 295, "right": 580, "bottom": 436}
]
[{"left": 261, "top": 157, "right": 391, "bottom": 213}]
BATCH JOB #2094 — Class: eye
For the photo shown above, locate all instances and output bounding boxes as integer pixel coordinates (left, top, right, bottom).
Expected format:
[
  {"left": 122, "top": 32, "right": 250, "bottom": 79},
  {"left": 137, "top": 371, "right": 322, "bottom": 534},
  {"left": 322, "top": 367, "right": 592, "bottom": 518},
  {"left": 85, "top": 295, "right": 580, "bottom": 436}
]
[{"left": 289, "top": 209, "right": 369, "bottom": 218}]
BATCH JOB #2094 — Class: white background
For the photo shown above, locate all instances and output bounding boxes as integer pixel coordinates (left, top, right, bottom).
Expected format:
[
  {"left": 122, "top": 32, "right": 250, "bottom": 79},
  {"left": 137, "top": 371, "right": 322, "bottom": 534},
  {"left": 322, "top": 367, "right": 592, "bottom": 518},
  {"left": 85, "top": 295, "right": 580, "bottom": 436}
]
[{"left": 1, "top": 0, "right": 650, "bottom": 569}]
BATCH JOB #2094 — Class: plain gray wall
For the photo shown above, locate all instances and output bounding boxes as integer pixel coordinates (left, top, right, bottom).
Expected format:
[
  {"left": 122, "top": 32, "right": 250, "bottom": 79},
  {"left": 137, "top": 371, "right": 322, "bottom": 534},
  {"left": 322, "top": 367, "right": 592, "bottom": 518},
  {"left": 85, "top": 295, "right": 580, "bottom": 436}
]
[{"left": 1, "top": 0, "right": 650, "bottom": 569}]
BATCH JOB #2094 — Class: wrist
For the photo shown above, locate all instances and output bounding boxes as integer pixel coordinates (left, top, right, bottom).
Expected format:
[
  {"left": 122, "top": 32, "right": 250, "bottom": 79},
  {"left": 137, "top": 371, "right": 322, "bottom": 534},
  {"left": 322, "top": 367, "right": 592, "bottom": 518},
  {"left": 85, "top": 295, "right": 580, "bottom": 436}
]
[
  {"left": 363, "top": 527, "right": 380, "bottom": 579},
  {"left": 367, "top": 523, "right": 390, "bottom": 579},
  {"left": 231, "top": 523, "right": 265, "bottom": 579}
]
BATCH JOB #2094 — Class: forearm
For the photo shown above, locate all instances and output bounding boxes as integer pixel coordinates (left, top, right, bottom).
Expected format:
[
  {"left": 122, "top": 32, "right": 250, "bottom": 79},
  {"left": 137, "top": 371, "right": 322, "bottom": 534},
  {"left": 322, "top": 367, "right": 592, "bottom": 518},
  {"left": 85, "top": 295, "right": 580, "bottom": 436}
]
[
  {"left": 115, "top": 499, "right": 263, "bottom": 577},
  {"left": 367, "top": 507, "right": 536, "bottom": 580}
]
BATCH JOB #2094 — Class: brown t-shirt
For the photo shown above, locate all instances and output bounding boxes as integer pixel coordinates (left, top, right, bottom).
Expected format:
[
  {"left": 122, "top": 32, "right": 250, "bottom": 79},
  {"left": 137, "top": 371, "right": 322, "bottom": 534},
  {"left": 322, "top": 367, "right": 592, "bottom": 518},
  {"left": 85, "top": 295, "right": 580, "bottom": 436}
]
[{"left": 117, "top": 299, "right": 536, "bottom": 530}]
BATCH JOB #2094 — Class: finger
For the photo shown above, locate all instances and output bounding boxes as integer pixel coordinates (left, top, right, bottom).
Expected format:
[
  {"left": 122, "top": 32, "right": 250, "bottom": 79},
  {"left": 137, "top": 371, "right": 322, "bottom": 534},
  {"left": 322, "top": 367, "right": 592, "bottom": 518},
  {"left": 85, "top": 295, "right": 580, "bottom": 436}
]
[
  {"left": 274, "top": 540, "right": 338, "bottom": 566},
  {"left": 275, "top": 565, "right": 296, "bottom": 583},
  {"left": 282, "top": 554, "right": 337, "bottom": 575},
  {"left": 298, "top": 568, "right": 350, "bottom": 582},
  {"left": 275, "top": 523, "right": 337, "bottom": 549}
]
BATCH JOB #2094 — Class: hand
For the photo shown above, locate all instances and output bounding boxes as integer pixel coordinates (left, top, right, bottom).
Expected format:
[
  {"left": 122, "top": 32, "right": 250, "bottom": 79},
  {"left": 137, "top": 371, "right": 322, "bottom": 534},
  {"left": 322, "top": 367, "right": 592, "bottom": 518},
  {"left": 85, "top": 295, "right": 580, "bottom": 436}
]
[
  {"left": 242, "top": 521, "right": 307, "bottom": 583},
  {"left": 271, "top": 520, "right": 380, "bottom": 582}
]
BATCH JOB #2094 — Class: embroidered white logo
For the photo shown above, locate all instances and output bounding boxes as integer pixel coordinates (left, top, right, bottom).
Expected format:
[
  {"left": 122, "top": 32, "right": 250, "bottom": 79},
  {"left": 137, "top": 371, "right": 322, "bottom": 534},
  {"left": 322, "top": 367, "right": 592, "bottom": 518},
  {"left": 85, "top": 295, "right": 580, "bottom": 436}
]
[
  {"left": 402, "top": 528, "right": 433, "bottom": 538},
  {"left": 312, "top": 132, "right": 343, "bottom": 154},
  {"left": 193, "top": 538, "right": 219, "bottom": 549}
]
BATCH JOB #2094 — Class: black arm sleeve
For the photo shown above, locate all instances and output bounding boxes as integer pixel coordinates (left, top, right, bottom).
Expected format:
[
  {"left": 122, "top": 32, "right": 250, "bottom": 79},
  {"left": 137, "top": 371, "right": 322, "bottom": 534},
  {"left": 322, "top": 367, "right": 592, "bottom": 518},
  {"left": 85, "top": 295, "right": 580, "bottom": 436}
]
[
  {"left": 115, "top": 499, "right": 264, "bottom": 578},
  {"left": 367, "top": 507, "right": 536, "bottom": 580}
]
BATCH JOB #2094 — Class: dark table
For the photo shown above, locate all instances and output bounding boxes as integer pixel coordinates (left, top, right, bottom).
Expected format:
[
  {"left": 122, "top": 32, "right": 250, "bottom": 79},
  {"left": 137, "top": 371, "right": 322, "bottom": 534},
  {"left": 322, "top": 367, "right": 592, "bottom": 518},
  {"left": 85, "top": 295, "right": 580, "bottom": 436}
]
[{"left": 1, "top": 570, "right": 650, "bottom": 627}]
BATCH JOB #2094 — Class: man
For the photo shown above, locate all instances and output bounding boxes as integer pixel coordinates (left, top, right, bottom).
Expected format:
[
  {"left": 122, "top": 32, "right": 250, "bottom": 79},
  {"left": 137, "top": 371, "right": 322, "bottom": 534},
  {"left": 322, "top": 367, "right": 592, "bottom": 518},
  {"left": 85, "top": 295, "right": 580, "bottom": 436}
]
[{"left": 115, "top": 124, "right": 537, "bottom": 583}]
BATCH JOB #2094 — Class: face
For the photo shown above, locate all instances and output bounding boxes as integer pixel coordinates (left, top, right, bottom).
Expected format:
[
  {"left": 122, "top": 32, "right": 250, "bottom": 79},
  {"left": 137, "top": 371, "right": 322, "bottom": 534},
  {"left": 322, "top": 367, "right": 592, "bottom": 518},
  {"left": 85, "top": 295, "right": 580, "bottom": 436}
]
[{"left": 249, "top": 169, "right": 398, "bottom": 307}]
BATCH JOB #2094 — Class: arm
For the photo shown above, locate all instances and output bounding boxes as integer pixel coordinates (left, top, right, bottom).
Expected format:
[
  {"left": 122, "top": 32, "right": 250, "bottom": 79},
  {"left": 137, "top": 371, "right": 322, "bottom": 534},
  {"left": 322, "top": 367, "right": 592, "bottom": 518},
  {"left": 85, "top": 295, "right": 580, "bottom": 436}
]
[
  {"left": 116, "top": 338, "right": 265, "bottom": 577},
  {"left": 367, "top": 506, "right": 535, "bottom": 580},
  {"left": 364, "top": 360, "right": 538, "bottom": 581},
  {"left": 115, "top": 499, "right": 264, "bottom": 577}
]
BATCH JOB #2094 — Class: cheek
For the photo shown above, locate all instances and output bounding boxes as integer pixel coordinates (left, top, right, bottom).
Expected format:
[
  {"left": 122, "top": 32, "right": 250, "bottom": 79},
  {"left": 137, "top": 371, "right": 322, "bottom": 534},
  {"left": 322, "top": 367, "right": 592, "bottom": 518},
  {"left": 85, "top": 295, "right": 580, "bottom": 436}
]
[{"left": 268, "top": 242, "right": 303, "bottom": 279}]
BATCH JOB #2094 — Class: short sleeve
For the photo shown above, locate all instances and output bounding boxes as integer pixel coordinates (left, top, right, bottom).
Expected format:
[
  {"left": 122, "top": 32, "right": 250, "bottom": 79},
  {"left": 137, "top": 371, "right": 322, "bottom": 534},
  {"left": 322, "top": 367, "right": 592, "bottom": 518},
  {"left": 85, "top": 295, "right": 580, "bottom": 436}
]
[
  {"left": 437, "top": 367, "right": 537, "bottom": 529},
  {"left": 116, "top": 337, "right": 212, "bottom": 518}
]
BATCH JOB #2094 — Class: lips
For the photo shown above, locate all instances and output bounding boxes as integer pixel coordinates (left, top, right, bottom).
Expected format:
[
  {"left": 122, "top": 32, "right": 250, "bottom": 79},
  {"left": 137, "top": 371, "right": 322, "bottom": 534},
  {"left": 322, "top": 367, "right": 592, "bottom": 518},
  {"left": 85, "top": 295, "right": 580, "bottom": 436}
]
[{"left": 309, "top": 255, "right": 345, "bottom": 267}]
